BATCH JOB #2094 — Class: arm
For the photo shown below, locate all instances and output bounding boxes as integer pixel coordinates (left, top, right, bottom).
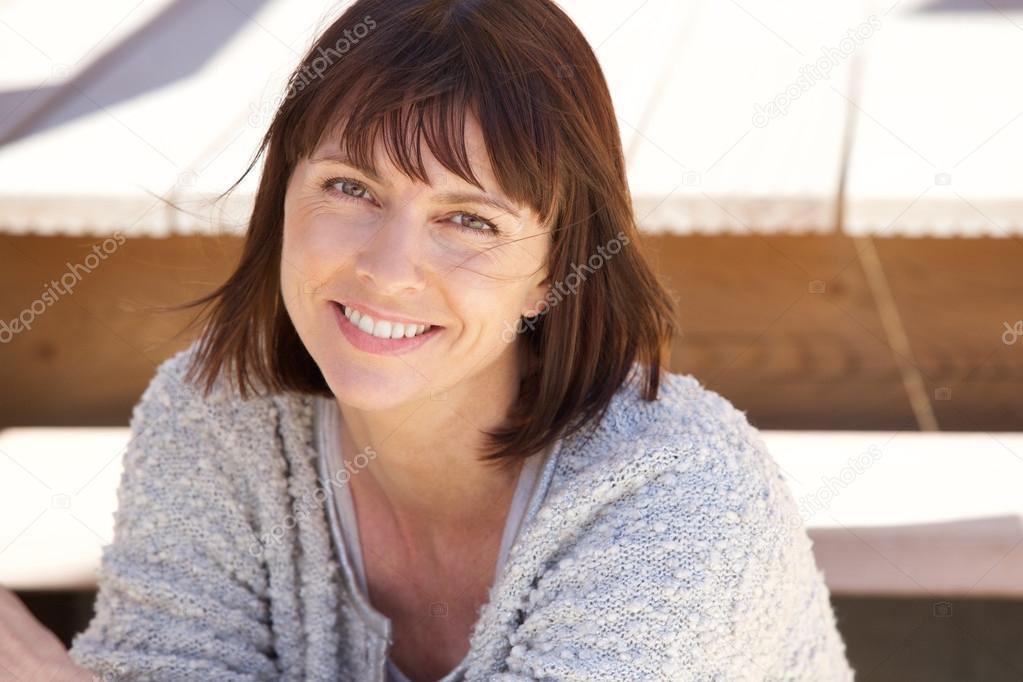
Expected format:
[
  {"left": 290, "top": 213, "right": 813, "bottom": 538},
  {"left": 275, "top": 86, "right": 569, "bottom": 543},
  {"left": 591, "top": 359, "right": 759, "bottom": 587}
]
[
  {"left": 0, "top": 586, "right": 98, "bottom": 682},
  {"left": 66, "top": 352, "right": 279, "bottom": 681},
  {"left": 497, "top": 432, "right": 855, "bottom": 681}
]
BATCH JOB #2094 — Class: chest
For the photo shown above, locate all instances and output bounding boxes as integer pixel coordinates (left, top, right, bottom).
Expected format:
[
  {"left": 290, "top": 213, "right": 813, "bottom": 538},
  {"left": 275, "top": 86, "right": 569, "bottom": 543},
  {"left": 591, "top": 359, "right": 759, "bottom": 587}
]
[{"left": 358, "top": 524, "right": 504, "bottom": 680}]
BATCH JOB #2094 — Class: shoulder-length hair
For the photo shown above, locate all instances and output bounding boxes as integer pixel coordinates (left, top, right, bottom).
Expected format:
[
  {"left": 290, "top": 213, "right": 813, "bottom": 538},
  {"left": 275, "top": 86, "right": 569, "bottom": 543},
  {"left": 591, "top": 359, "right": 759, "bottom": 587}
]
[{"left": 166, "top": 0, "right": 680, "bottom": 466}]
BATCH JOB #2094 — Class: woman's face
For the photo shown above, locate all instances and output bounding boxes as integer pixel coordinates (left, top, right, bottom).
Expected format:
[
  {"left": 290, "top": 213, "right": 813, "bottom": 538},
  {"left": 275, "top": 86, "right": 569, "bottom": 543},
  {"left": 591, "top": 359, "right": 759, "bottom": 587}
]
[{"left": 280, "top": 115, "right": 551, "bottom": 410}]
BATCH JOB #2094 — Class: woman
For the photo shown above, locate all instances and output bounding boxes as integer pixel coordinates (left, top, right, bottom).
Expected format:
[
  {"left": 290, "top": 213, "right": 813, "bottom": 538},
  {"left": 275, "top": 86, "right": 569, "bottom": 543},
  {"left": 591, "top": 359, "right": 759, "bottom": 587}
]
[{"left": 3, "top": 0, "right": 854, "bottom": 679}]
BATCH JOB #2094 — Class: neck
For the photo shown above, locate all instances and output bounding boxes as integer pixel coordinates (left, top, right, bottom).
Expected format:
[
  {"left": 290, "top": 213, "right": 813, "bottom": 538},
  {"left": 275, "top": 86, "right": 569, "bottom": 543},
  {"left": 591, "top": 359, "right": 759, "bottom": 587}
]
[{"left": 334, "top": 357, "right": 526, "bottom": 548}]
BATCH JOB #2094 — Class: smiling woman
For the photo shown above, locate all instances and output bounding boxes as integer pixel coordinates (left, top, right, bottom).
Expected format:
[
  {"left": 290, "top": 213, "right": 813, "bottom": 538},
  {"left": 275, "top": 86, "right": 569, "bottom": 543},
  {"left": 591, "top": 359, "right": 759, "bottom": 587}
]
[
  {"left": 49, "top": 0, "right": 855, "bottom": 680},
  {"left": 167, "top": 0, "right": 683, "bottom": 469}
]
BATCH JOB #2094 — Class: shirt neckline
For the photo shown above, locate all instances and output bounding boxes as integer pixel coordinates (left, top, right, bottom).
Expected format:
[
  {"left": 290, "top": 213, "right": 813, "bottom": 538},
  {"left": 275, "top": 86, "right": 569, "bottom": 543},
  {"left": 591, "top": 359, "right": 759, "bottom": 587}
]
[{"left": 315, "top": 395, "right": 561, "bottom": 682}]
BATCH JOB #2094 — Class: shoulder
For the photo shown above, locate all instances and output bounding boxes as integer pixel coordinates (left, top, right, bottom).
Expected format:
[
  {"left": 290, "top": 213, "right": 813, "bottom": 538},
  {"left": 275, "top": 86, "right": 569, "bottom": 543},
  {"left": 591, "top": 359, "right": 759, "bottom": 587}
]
[
  {"left": 548, "top": 366, "right": 788, "bottom": 519},
  {"left": 68, "top": 352, "right": 291, "bottom": 680},
  {"left": 499, "top": 370, "right": 851, "bottom": 678},
  {"left": 533, "top": 364, "right": 810, "bottom": 600},
  {"left": 126, "top": 340, "right": 303, "bottom": 496},
  {"left": 111, "top": 340, "right": 310, "bottom": 564},
  {"left": 137, "top": 340, "right": 270, "bottom": 420},
  {"left": 134, "top": 340, "right": 286, "bottom": 447},
  {"left": 530, "top": 365, "right": 818, "bottom": 635}
]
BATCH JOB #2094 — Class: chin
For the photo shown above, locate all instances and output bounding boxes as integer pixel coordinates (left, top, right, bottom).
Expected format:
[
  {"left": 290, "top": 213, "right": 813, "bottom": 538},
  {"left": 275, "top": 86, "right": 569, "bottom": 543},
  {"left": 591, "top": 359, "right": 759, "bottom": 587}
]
[{"left": 319, "top": 355, "right": 428, "bottom": 410}]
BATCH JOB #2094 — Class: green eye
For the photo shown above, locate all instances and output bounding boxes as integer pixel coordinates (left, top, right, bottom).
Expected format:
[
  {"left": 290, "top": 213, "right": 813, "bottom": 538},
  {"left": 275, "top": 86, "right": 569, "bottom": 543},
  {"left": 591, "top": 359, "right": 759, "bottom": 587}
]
[
  {"left": 321, "top": 176, "right": 501, "bottom": 238},
  {"left": 452, "top": 213, "right": 493, "bottom": 232}
]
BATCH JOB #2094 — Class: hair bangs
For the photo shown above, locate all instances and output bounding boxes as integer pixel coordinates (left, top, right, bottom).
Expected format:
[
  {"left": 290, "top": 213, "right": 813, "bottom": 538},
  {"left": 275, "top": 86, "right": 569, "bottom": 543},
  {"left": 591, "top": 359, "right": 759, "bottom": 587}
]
[{"left": 281, "top": 23, "right": 562, "bottom": 229}]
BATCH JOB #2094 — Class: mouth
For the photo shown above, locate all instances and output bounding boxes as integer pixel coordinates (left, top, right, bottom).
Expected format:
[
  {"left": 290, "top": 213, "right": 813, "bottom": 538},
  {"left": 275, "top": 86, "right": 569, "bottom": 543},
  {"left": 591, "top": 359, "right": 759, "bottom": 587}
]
[{"left": 331, "top": 301, "right": 443, "bottom": 356}]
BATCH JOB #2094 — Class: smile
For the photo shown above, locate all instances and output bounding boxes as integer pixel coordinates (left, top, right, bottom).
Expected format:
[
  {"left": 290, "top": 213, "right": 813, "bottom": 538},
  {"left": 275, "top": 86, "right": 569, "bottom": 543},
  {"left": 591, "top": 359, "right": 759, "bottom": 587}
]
[
  {"left": 341, "top": 302, "right": 433, "bottom": 339},
  {"left": 331, "top": 301, "right": 442, "bottom": 356}
]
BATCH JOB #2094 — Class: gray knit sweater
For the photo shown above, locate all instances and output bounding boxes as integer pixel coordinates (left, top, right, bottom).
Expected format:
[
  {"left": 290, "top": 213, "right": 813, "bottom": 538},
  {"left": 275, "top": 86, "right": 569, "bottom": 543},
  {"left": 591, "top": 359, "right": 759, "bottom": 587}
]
[{"left": 68, "top": 342, "right": 854, "bottom": 681}]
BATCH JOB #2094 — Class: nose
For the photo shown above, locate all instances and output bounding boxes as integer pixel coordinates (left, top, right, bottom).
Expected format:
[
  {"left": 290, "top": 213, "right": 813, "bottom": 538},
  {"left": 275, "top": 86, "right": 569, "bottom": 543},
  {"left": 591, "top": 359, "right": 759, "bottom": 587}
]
[{"left": 354, "top": 210, "right": 426, "bottom": 296}]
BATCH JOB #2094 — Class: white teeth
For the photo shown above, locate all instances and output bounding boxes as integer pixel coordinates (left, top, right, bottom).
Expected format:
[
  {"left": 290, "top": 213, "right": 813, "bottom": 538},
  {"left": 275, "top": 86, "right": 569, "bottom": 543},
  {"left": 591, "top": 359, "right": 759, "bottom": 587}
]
[{"left": 342, "top": 304, "right": 432, "bottom": 339}]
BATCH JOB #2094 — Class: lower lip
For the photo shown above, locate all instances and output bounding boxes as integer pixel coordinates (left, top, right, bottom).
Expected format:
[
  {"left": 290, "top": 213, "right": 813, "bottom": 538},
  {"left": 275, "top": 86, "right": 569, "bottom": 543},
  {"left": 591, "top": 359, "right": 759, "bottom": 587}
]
[{"left": 331, "top": 301, "right": 442, "bottom": 356}]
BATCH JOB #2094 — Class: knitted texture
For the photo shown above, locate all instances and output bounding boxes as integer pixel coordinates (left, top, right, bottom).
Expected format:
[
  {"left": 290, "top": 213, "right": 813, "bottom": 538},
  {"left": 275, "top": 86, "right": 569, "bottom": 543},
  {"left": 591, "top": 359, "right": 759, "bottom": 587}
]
[{"left": 68, "top": 341, "right": 855, "bottom": 680}]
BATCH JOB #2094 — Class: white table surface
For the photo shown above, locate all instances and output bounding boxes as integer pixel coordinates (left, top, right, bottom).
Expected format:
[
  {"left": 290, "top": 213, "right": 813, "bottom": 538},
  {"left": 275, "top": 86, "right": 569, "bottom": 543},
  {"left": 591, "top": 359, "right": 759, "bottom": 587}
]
[{"left": 3, "top": 426, "right": 1021, "bottom": 596}]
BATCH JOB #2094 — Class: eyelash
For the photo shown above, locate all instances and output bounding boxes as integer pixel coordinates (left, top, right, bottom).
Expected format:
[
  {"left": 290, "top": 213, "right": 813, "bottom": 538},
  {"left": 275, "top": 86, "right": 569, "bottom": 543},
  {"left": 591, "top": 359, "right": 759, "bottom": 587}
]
[{"left": 319, "top": 176, "right": 502, "bottom": 238}]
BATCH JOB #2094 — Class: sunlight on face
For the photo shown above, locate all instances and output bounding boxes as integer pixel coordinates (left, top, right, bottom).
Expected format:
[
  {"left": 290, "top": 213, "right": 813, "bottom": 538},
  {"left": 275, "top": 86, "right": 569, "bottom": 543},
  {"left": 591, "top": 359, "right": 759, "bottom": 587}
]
[{"left": 280, "top": 114, "right": 551, "bottom": 410}]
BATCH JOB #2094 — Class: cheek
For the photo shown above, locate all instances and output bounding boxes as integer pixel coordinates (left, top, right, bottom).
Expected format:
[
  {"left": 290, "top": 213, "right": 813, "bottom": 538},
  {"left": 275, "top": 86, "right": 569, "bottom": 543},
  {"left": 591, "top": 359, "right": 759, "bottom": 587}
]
[
  {"left": 435, "top": 237, "right": 540, "bottom": 291},
  {"left": 444, "top": 271, "right": 530, "bottom": 340},
  {"left": 437, "top": 235, "right": 548, "bottom": 337},
  {"left": 283, "top": 207, "right": 371, "bottom": 286}
]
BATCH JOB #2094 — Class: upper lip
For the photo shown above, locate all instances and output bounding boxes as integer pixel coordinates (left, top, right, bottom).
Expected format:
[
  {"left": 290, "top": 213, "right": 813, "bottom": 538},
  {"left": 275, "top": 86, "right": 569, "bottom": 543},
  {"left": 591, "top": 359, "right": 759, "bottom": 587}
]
[{"left": 333, "top": 300, "right": 437, "bottom": 328}]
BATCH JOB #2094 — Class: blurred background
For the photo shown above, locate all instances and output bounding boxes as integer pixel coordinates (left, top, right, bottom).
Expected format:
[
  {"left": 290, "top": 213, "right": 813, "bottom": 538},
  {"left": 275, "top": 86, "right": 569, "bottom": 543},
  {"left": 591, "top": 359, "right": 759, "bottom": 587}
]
[{"left": 1, "top": 0, "right": 1021, "bottom": 679}]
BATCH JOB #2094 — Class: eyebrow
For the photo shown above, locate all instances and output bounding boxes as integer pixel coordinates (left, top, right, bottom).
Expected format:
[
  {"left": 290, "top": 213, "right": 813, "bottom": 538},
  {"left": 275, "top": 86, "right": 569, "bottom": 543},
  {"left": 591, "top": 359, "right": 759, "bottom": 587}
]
[{"left": 310, "top": 151, "right": 522, "bottom": 218}]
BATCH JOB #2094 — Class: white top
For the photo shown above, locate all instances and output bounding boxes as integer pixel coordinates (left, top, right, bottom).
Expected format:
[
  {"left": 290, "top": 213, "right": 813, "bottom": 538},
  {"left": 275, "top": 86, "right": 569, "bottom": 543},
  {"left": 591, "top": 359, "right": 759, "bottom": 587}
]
[{"left": 316, "top": 396, "right": 554, "bottom": 682}]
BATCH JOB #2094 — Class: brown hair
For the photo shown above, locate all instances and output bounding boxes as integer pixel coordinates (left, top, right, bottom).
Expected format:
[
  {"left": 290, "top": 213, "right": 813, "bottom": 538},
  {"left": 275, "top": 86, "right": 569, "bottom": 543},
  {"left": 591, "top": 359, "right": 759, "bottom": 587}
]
[{"left": 166, "top": 0, "right": 680, "bottom": 465}]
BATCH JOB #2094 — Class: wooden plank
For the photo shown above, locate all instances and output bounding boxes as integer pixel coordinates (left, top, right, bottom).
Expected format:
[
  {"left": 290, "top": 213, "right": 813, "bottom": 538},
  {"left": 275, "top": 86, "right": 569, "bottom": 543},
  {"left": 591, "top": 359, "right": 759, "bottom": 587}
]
[
  {"left": 1, "top": 233, "right": 1018, "bottom": 431},
  {"left": 0, "top": 234, "right": 240, "bottom": 428},
  {"left": 644, "top": 232, "right": 916, "bottom": 429},
  {"left": 870, "top": 237, "right": 1023, "bottom": 430}
]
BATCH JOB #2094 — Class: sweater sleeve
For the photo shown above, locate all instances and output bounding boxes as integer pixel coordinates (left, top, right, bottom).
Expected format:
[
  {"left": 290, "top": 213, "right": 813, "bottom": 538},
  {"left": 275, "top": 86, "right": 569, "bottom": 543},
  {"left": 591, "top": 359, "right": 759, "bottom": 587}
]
[
  {"left": 498, "top": 424, "right": 855, "bottom": 681},
  {"left": 67, "top": 351, "right": 280, "bottom": 681}
]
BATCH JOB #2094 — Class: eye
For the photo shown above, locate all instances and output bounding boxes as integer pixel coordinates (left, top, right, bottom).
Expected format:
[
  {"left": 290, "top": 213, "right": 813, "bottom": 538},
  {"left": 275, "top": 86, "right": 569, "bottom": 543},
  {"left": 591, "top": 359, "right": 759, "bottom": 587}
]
[
  {"left": 319, "top": 176, "right": 502, "bottom": 238},
  {"left": 322, "top": 177, "right": 373, "bottom": 202},
  {"left": 450, "top": 212, "right": 499, "bottom": 236}
]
